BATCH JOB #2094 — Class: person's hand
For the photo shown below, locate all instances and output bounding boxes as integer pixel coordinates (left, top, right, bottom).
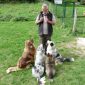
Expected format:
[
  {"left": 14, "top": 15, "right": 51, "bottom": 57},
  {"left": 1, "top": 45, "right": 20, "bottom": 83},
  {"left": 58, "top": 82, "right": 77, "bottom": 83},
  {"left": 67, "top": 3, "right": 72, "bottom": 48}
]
[
  {"left": 35, "top": 17, "right": 44, "bottom": 24},
  {"left": 44, "top": 16, "right": 48, "bottom": 22},
  {"left": 40, "top": 17, "right": 44, "bottom": 22},
  {"left": 47, "top": 18, "right": 55, "bottom": 25},
  {"left": 47, "top": 18, "right": 50, "bottom": 23}
]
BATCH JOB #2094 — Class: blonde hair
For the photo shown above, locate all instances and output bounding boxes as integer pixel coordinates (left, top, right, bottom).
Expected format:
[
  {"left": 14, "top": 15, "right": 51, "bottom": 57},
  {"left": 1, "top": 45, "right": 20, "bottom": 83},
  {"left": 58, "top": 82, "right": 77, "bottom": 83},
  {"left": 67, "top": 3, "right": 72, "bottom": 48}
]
[{"left": 42, "top": 3, "right": 49, "bottom": 9}]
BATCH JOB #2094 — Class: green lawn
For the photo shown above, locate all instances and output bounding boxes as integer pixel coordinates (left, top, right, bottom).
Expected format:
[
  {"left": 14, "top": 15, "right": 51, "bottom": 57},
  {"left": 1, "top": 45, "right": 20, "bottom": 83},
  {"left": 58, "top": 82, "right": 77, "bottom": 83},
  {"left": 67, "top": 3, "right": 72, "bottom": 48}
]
[{"left": 0, "top": 2, "right": 85, "bottom": 85}]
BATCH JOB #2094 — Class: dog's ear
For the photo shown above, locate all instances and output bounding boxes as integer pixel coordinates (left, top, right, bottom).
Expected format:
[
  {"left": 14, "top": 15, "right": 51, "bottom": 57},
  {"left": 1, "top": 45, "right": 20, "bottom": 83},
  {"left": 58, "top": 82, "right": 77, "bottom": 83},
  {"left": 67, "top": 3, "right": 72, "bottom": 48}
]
[
  {"left": 46, "top": 40, "right": 50, "bottom": 46},
  {"left": 47, "top": 40, "right": 50, "bottom": 44}
]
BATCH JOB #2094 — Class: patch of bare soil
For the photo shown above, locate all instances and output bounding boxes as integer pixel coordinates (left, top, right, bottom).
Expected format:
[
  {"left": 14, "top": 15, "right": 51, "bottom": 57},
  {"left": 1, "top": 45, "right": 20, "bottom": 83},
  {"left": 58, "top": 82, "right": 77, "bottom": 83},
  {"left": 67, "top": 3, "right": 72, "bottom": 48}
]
[{"left": 58, "top": 37, "right": 85, "bottom": 57}]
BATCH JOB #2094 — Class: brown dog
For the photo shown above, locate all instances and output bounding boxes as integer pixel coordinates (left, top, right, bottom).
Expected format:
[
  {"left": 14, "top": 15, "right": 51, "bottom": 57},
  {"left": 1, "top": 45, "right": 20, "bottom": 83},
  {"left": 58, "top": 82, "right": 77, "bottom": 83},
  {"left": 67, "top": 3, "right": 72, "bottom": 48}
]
[
  {"left": 6, "top": 39, "right": 36, "bottom": 73},
  {"left": 45, "top": 53, "right": 55, "bottom": 81}
]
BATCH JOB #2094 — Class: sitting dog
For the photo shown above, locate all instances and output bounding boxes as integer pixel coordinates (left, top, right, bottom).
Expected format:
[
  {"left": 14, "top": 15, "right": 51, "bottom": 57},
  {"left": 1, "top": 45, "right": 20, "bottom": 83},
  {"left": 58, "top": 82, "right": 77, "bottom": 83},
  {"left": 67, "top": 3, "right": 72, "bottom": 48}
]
[
  {"left": 46, "top": 40, "right": 74, "bottom": 65},
  {"left": 45, "top": 53, "right": 55, "bottom": 82},
  {"left": 46, "top": 41, "right": 56, "bottom": 81},
  {"left": 32, "top": 44, "right": 46, "bottom": 85},
  {"left": 6, "top": 39, "right": 36, "bottom": 73}
]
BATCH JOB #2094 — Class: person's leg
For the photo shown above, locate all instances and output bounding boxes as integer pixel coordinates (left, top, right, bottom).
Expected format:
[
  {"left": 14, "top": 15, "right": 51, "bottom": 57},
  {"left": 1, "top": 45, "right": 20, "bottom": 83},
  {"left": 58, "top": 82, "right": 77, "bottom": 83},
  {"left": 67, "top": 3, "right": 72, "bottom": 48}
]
[
  {"left": 39, "top": 35, "right": 47, "bottom": 54},
  {"left": 46, "top": 35, "right": 51, "bottom": 41},
  {"left": 39, "top": 35, "right": 51, "bottom": 54},
  {"left": 39, "top": 35, "right": 45, "bottom": 44},
  {"left": 39, "top": 36, "right": 43, "bottom": 44},
  {"left": 43, "top": 35, "right": 47, "bottom": 54},
  {"left": 39, "top": 35, "right": 46, "bottom": 48}
]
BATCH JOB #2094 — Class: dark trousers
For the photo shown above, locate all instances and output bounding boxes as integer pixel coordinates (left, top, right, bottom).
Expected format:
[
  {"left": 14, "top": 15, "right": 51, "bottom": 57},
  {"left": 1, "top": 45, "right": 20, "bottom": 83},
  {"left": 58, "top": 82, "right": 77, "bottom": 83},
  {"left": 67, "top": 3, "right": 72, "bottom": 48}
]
[{"left": 39, "top": 35, "right": 51, "bottom": 54}]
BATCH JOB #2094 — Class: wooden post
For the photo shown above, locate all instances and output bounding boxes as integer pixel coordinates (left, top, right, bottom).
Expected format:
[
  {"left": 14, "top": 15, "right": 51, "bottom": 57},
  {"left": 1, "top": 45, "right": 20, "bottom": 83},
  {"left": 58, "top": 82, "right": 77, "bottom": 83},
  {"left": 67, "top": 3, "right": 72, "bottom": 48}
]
[{"left": 72, "top": 8, "right": 77, "bottom": 33}]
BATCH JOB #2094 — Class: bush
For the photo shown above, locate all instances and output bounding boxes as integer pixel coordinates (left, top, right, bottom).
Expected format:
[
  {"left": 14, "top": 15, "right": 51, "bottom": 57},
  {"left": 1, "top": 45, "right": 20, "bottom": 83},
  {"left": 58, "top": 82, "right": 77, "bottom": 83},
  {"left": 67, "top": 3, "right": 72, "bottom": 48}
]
[
  {"left": 0, "top": 0, "right": 37, "bottom": 3},
  {"left": 0, "top": 15, "right": 13, "bottom": 21},
  {"left": 12, "top": 16, "right": 29, "bottom": 21},
  {"left": 80, "top": 0, "right": 85, "bottom": 4},
  {"left": 46, "top": 0, "right": 54, "bottom": 2},
  {"left": 0, "top": 15, "right": 35, "bottom": 22}
]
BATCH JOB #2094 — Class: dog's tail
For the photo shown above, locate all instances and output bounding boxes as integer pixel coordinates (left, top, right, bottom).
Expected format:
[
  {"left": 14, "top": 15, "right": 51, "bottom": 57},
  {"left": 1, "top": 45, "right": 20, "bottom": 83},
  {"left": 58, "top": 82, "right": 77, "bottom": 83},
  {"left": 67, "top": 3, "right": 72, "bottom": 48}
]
[
  {"left": 58, "top": 57, "right": 75, "bottom": 63},
  {"left": 63, "top": 57, "right": 75, "bottom": 62},
  {"left": 55, "top": 53, "right": 74, "bottom": 62},
  {"left": 6, "top": 66, "right": 21, "bottom": 74}
]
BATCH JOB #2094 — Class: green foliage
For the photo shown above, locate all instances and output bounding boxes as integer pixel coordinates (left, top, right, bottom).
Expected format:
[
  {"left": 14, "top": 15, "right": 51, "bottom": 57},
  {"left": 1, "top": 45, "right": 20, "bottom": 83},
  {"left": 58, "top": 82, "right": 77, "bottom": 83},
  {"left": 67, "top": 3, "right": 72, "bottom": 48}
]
[
  {"left": 46, "top": 0, "right": 54, "bottom": 2},
  {"left": 80, "top": 0, "right": 85, "bottom": 4},
  {"left": 0, "top": 0, "right": 37, "bottom": 3},
  {"left": 12, "top": 16, "right": 29, "bottom": 21},
  {"left": 0, "top": 15, "right": 13, "bottom": 21},
  {"left": 63, "top": 0, "right": 77, "bottom": 2}
]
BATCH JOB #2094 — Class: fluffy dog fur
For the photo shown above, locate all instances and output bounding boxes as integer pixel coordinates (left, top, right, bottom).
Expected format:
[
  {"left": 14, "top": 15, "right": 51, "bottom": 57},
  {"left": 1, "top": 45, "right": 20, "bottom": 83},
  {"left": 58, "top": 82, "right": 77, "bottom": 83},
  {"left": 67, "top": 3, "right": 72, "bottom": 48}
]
[
  {"left": 6, "top": 39, "right": 36, "bottom": 73},
  {"left": 35, "top": 44, "right": 46, "bottom": 66},
  {"left": 46, "top": 41, "right": 56, "bottom": 81},
  {"left": 45, "top": 53, "right": 55, "bottom": 81},
  {"left": 32, "top": 44, "right": 46, "bottom": 85}
]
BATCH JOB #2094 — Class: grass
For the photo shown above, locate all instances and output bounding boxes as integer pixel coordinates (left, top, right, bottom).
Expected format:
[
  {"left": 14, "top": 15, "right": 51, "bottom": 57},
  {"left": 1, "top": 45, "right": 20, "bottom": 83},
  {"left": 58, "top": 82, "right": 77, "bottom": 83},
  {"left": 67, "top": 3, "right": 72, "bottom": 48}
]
[{"left": 0, "top": 2, "right": 85, "bottom": 85}]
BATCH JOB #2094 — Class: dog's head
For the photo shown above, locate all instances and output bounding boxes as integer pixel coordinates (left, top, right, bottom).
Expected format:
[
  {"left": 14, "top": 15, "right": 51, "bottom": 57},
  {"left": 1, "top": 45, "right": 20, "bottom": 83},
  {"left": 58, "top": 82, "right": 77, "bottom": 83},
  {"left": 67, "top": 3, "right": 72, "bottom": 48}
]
[
  {"left": 25, "top": 39, "right": 34, "bottom": 49},
  {"left": 47, "top": 40, "right": 55, "bottom": 48},
  {"left": 46, "top": 40, "right": 57, "bottom": 56},
  {"left": 24, "top": 39, "right": 36, "bottom": 55},
  {"left": 37, "top": 44, "right": 45, "bottom": 54}
]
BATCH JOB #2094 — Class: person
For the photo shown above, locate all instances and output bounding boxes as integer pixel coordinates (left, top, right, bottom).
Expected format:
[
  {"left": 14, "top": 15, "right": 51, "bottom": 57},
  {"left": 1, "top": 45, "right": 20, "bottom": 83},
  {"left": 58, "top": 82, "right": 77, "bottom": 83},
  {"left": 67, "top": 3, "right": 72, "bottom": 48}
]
[{"left": 35, "top": 3, "right": 56, "bottom": 53}]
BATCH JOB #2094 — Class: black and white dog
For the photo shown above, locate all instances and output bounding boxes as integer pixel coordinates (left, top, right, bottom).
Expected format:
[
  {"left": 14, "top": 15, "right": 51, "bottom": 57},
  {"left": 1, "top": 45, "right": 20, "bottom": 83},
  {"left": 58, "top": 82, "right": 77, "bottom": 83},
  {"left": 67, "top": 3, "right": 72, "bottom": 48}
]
[
  {"left": 46, "top": 40, "right": 74, "bottom": 65},
  {"left": 32, "top": 44, "right": 46, "bottom": 85}
]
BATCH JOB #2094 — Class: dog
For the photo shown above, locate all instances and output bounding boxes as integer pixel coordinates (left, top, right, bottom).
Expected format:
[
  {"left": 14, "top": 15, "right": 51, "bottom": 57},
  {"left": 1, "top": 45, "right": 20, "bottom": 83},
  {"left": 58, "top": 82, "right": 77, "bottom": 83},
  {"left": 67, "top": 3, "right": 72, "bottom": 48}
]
[
  {"left": 35, "top": 44, "right": 46, "bottom": 66},
  {"left": 46, "top": 41, "right": 56, "bottom": 81},
  {"left": 6, "top": 39, "right": 36, "bottom": 73},
  {"left": 32, "top": 44, "right": 46, "bottom": 85},
  {"left": 46, "top": 40, "right": 74, "bottom": 65},
  {"left": 45, "top": 53, "right": 55, "bottom": 82}
]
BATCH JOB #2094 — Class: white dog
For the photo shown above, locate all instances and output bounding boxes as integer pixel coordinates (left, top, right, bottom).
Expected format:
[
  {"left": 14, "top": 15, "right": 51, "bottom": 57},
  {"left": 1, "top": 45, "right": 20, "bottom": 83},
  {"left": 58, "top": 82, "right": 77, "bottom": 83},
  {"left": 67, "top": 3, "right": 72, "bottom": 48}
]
[
  {"left": 32, "top": 44, "right": 46, "bottom": 85},
  {"left": 46, "top": 40, "right": 74, "bottom": 65},
  {"left": 35, "top": 44, "right": 46, "bottom": 66}
]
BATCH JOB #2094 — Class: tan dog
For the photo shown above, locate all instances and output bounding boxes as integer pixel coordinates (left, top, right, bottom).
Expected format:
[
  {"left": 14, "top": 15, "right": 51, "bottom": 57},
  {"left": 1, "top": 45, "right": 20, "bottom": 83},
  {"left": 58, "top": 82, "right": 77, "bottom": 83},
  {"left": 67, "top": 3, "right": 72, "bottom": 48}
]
[
  {"left": 45, "top": 53, "right": 55, "bottom": 82},
  {"left": 6, "top": 39, "right": 36, "bottom": 73}
]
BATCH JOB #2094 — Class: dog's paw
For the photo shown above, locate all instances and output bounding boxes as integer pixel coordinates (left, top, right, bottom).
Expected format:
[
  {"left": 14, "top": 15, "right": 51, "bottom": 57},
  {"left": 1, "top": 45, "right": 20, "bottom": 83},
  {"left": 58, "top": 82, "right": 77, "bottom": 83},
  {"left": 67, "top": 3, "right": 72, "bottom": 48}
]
[
  {"left": 40, "top": 76, "right": 46, "bottom": 83},
  {"left": 38, "top": 76, "right": 46, "bottom": 85},
  {"left": 6, "top": 69, "right": 10, "bottom": 74}
]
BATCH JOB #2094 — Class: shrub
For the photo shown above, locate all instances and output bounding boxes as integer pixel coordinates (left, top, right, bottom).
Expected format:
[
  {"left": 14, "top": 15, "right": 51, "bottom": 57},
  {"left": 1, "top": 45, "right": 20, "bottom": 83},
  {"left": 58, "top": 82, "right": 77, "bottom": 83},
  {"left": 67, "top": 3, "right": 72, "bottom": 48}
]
[
  {"left": 12, "top": 16, "right": 29, "bottom": 21},
  {"left": 0, "top": 15, "right": 13, "bottom": 21},
  {"left": 0, "top": 0, "right": 37, "bottom": 3}
]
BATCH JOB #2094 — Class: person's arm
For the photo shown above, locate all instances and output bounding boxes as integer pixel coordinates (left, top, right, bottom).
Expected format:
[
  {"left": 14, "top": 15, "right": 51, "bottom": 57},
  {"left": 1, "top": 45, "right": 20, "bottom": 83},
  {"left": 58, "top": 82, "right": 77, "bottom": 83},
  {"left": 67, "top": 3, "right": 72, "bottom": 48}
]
[
  {"left": 35, "top": 15, "right": 44, "bottom": 24},
  {"left": 47, "top": 14, "right": 56, "bottom": 25}
]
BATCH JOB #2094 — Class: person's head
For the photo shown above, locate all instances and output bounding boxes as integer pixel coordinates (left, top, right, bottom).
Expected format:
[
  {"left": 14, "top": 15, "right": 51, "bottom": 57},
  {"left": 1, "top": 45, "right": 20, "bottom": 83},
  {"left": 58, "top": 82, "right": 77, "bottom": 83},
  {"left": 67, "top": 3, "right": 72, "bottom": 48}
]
[{"left": 42, "top": 3, "right": 49, "bottom": 13}]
